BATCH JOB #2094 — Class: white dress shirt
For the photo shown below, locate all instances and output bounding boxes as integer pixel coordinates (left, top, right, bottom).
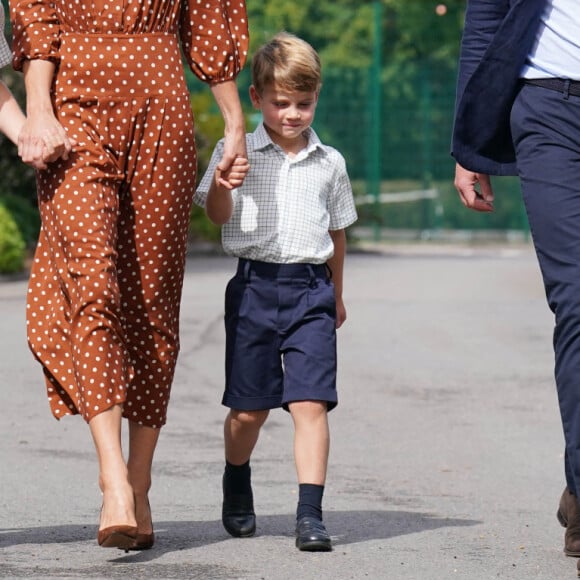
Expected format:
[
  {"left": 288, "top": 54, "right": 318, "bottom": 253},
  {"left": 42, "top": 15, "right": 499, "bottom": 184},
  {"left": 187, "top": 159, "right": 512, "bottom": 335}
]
[{"left": 522, "top": 0, "right": 580, "bottom": 79}]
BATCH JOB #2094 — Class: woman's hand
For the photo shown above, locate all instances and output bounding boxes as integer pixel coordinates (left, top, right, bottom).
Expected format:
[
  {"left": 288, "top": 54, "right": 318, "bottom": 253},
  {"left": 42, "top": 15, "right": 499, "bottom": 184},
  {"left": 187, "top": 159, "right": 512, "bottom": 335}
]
[
  {"left": 210, "top": 80, "right": 248, "bottom": 187},
  {"left": 18, "top": 110, "right": 74, "bottom": 170},
  {"left": 19, "top": 59, "right": 75, "bottom": 170}
]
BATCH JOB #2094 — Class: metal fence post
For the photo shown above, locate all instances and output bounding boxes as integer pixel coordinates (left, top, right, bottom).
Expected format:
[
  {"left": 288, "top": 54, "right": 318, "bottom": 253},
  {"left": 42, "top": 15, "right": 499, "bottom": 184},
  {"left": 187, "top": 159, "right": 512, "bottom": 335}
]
[{"left": 369, "top": 0, "right": 383, "bottom": 241}]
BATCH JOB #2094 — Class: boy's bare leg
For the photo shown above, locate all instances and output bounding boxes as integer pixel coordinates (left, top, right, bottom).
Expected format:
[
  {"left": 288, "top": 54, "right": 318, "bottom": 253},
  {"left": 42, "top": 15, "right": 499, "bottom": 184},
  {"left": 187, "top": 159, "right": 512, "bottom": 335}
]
[
  {"left": 224, "top": 409, "right": 269, "bottom": 464},
  {"left": 222, "top": 409, "right": 269, "bottom": 538},
  {"left": 289, "top": 400, "right": 329, "bottom": 484},
  {"left": 289, "top": 400, "right": 332, "bottom": 551}
]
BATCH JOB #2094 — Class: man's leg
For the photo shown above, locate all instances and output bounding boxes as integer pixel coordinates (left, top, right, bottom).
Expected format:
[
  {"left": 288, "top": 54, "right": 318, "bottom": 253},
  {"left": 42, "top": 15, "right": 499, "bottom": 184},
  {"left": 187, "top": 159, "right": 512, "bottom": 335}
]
[{"left": 512, "top": 82, "right": 580, "bottom": 555}]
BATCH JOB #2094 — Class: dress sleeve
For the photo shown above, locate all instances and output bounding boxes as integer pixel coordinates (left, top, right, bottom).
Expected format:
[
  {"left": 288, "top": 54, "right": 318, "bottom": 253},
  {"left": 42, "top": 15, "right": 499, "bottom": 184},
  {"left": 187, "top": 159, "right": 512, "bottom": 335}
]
[
  {"left": 179, "top": 0, "right": 249, "bottom": 84},
  {"left": 11, "top": 0, "right": 60, "bottom": 71}
]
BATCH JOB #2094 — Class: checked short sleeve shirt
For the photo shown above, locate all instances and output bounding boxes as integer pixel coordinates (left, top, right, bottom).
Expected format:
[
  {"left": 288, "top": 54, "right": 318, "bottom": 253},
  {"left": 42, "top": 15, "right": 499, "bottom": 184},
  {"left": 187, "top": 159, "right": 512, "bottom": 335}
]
[
  {"left": 0, "top": 4, "right": 11, "bottom": 68},
  {"left": 195, "top": 123, "right": 357, "bottom": 264}
]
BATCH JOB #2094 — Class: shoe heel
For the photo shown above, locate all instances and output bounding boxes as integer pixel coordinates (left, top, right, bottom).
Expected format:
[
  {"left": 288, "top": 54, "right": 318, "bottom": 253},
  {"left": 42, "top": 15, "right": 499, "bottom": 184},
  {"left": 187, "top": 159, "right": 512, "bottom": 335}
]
[
  {"left": 558, "top": 508, "right": 568, "bottom": 528},
  {"left": 98, "top": 527, "right": 138, "bottom": 551}
]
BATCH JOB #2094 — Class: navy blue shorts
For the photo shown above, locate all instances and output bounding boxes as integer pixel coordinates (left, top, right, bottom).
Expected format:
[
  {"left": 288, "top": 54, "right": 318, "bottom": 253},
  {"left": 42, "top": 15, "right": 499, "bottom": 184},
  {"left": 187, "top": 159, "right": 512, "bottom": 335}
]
[{"left": 223, "top": 259, "right": 338, "bottom": 412}]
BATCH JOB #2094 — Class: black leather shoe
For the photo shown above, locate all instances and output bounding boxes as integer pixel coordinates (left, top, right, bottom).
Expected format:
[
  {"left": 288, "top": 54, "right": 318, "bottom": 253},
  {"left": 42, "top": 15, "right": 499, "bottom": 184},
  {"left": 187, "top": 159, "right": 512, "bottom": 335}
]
[
  {"left": 295, "top": 517, "right": 332, "bottom": 552},
  {"left": 222, "top": 476, "right": 256, "bottom": 538}
]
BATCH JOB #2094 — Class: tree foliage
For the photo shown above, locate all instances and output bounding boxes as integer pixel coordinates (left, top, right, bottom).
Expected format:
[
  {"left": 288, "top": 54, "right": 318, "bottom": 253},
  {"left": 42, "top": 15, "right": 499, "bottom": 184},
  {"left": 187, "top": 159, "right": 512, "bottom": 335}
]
[
  {"left": 246, "top": 0, "right": 465, "bottom": 69},
  {"left": 2, "top": 1, "right": 504, "bottom": 241}
]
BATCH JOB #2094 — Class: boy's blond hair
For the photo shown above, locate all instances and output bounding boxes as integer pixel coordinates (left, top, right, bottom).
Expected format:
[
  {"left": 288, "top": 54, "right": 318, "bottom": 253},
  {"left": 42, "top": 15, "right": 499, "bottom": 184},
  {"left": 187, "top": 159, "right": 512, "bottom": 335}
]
[{"left": 251, "top": 32, "right": 321, "bottom": 95}]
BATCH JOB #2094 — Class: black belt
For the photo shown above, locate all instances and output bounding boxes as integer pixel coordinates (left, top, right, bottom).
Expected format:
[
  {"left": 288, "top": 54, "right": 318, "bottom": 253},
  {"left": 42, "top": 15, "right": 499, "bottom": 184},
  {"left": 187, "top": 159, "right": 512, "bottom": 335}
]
[
  {"left": 236, "top": 258, "right": 330, "bottom": 280},
  {"left": 524, "top": 77, "right": 580, "bottom": 97}
]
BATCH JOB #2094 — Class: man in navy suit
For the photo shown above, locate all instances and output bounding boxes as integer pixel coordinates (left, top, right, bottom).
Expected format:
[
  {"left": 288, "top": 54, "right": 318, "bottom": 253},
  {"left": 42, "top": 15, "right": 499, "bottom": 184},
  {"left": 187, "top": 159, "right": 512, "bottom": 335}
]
[{"left": 453, "top": 0, "right": 580, "bottom": 560}]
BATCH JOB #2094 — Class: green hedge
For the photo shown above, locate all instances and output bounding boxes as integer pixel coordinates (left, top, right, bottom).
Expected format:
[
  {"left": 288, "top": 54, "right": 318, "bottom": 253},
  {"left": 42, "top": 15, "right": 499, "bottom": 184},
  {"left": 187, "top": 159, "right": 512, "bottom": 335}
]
[
  {"left": 0, "top": 202, "right": 26, "bottom": 273},
  {"left": 0, "top": 193, "right": 41, "bottom": 247}
]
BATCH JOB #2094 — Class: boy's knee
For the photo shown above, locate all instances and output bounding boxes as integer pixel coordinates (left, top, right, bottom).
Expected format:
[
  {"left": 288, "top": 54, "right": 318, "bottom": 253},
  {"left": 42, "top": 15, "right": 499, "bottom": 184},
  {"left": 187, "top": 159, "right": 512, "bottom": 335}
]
[
  {"left": 288, "top": 400, "right": 328, "bottom": 417},
  {"left": 229, "top": 408, "right": 269, "bottom": 428}
]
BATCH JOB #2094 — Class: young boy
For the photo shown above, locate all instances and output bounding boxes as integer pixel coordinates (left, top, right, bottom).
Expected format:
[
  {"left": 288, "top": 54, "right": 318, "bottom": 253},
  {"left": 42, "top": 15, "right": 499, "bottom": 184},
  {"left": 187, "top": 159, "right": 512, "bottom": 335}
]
[
  {"left": 0, "top": 3, "right": 25, "bottom": 144},
  {"left": 194, "top": 32, "right": 357, "bottom": 552}
]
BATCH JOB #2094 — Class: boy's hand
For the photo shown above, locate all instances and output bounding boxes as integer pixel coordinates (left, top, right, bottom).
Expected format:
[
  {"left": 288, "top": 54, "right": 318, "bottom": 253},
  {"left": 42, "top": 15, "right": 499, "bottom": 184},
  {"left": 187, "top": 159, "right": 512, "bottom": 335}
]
[
  {"left": 335, "top": 297, "right": 346, "bottom": 329},
  {"left": 216, "top": 156, "right": 250, "bottom": 190}
]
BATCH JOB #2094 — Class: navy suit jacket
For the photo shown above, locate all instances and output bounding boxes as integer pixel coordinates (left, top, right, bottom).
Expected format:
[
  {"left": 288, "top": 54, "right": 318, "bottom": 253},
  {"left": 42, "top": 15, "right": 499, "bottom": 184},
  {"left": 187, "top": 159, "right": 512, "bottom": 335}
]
[{"left": 451, "top": 0, "right": 546, "bottom": 175}]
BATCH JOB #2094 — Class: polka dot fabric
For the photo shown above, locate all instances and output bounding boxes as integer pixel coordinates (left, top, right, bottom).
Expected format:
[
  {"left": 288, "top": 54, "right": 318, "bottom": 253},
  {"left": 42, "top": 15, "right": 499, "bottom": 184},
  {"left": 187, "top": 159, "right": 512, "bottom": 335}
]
[
  {"left": 11, "top": 1, "right": 249, "bottom": 83},
  {"left": 12, "top": 2, "right": 248, "bottom": 428}
]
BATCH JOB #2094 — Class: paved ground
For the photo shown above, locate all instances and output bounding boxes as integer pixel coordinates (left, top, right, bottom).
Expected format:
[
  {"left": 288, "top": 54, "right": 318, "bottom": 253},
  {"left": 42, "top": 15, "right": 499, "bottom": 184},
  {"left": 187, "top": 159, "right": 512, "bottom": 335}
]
[{"left": 0, "top": 243, "right": 576, "bottom": 579}]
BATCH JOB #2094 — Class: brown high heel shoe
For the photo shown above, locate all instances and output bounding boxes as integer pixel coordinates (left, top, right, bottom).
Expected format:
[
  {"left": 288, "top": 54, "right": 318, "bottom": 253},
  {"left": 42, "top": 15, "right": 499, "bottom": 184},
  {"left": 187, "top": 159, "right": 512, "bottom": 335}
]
[
  {"left": 97, "top": 525, "right": 138, "bottom": 551},
  {"left": 97, "top": 501, "right": 138, "bottom": 552},
  {"left": 129, "top": 531, "right": 155, "bottom": 551},
  {"left": 128, "top": 496, "right": 154, "bottom": 550}
]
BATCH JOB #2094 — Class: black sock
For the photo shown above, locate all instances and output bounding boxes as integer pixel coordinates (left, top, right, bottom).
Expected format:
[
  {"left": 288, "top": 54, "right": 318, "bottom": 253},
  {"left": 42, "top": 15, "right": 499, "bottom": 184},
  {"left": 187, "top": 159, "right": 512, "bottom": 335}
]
[
  {"left": 224, "top": 460, "right": 252, "bottom": 495},
  {"left": 297, "top": 483, "right": 324, "bottom": 521}
]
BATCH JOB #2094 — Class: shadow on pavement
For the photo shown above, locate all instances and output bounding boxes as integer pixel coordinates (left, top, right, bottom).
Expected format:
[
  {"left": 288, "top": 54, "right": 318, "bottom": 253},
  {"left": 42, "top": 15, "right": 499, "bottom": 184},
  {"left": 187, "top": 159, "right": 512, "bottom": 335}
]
[{"left": 0, "top": 509, "right": 480, "bottom": 556}]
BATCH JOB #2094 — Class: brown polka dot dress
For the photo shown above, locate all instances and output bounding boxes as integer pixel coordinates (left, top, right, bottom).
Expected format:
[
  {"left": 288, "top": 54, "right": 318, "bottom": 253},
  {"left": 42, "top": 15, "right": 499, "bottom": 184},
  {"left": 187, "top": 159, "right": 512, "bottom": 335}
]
[{"left": 11, "top": 0, "right": 248, "bottom": 428}]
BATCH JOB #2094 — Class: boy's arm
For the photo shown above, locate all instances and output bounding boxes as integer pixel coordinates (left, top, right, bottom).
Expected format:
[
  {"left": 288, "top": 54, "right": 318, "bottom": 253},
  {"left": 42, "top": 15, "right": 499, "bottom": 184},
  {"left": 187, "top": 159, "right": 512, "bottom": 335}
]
[
  {"left": 327, "top": 229, "right": 347, "bottom": 329},
  {"left": 205, "top": 172, "right": 234, "bottom": 225},
  {"left": 0, "top": 81, "right": 26, "bottom": 145},
  {"left": 205, "top": 155, "right": 249, "bottom": 225}
]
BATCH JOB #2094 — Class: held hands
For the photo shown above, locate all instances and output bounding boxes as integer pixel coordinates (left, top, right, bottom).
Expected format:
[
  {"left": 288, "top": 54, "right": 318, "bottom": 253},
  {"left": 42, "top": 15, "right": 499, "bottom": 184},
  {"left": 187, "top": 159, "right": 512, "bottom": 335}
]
[
  {"left": 18, "top": 110, "right": 75, "bottom": 170},
  {"left": 216, "top": 125, "right": 249, "bottom": 190},
  {"left": 215, "top": 155, "right": 250, "bottom": 190},
  {"left": 454, "top": 163, "right": 494, "bottom": 212},
  {"left": 204, "top": 128, "right": 247, "bottom": 225}
]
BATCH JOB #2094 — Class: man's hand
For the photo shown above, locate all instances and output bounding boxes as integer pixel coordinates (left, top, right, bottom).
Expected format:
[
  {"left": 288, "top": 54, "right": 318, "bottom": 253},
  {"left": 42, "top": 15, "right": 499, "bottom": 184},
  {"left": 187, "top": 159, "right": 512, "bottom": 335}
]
[{"left": 454, "top": 162, "right": 494, "bottom": 212}]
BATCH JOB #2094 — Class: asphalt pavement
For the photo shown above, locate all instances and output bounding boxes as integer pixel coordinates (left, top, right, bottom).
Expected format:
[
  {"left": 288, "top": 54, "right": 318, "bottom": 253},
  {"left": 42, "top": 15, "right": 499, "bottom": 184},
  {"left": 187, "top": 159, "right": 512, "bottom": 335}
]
[{"left": 0, "top": 243, "right": 575, "bottom": 579}]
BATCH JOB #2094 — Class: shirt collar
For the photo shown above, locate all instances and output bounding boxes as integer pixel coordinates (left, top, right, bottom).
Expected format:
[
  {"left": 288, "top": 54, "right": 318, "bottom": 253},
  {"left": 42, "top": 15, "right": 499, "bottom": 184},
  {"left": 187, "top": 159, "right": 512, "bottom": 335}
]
[{"left": 249, "top": 122, "right": 326, "bottom": 157}]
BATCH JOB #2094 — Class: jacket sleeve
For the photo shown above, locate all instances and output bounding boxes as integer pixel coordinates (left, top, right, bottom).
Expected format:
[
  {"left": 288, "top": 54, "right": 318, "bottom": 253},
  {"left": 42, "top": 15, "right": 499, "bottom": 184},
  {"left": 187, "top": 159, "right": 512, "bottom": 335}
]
[
  {"left": 452, "top": 0, "right": 545, "bottom": 175},
  {"left": 179, "top": 0, "right": 249, "bottom": 84},
  {"left": 455, "top": 0, "right": 510, "bottom": 111},
  {"left": 10, "top": 0, "right": 61, "bottom": 71}
]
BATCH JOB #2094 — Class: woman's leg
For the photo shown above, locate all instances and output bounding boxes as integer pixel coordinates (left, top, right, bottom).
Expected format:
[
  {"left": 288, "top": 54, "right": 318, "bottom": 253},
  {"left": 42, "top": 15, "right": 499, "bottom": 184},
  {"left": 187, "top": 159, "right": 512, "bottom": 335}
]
[
  {"left": 127, "top": 421, "right": 161, "bottom": 537},
  {"left": 89, "top": 405, "right": 136, "bottom": 531}
]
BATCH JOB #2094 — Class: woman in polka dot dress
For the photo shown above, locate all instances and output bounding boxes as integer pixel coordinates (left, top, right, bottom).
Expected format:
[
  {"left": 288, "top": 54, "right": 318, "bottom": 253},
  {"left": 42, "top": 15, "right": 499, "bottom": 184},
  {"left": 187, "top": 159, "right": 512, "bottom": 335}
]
[{"left": 11, "top": 0, "right": 249, "bottom": 551}]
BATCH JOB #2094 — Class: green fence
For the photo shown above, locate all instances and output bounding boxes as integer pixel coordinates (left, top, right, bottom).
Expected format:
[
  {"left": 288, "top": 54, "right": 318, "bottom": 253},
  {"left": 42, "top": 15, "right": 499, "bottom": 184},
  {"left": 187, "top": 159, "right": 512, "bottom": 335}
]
[
  {"left": 314, "top": 64, "right": 457, "bottom": 184},
  {"left": 1, "top": 2, "right": 528, "bottom": 243},
  {"left": 208, "top": 59, "right": 528, "bottom": 240}
]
